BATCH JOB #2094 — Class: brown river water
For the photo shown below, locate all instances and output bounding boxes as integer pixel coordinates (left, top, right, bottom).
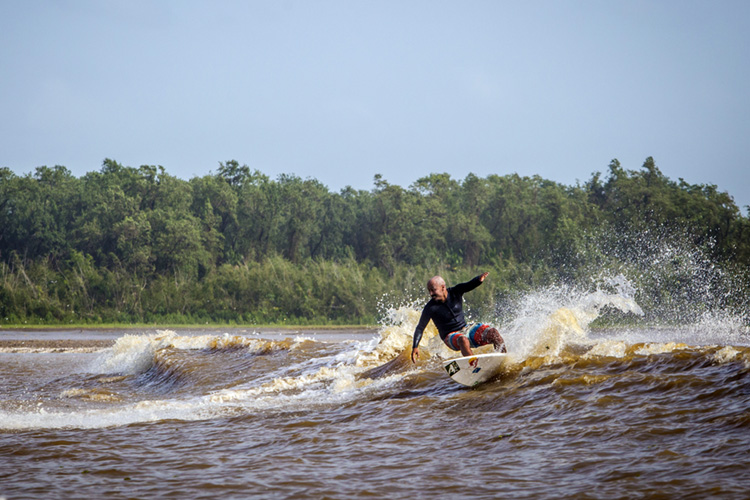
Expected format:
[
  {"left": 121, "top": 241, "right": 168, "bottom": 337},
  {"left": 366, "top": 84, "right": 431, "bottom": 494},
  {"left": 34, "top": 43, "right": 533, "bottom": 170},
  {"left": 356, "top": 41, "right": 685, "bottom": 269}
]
[{"left": 2, "top": 290, "right": 750, "bottom": 499}]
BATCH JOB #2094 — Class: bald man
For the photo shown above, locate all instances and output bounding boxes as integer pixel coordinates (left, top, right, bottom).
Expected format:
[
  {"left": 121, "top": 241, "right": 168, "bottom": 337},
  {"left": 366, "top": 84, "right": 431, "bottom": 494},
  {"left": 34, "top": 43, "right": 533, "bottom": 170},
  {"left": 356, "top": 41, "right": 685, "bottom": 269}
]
[{"left": 411, "top": 272, "right": 506, "bottom": 363}]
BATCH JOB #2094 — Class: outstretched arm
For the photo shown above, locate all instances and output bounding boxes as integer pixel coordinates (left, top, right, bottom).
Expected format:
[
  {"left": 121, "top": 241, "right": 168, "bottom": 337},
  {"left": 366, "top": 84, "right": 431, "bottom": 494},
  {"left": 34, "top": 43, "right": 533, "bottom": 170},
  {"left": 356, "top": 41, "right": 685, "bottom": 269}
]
[{"left": 452, "top": 272, "right": 489, "bottom": 295}]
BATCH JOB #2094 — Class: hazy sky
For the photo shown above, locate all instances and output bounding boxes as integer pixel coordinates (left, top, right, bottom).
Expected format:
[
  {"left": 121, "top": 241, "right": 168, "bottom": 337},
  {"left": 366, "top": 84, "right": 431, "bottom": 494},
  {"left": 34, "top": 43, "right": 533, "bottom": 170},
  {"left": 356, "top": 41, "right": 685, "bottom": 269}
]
[{"left": 2, "top": 0, "right": 748, "bottom": 211}]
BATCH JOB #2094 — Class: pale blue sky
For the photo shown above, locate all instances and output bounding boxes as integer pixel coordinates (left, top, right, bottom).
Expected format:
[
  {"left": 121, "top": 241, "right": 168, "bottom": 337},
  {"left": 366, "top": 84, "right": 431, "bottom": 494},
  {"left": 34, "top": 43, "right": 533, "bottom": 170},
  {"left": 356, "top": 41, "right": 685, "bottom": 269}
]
[{"left": 2, "top": 0, "right": 748, "bottom": 211}]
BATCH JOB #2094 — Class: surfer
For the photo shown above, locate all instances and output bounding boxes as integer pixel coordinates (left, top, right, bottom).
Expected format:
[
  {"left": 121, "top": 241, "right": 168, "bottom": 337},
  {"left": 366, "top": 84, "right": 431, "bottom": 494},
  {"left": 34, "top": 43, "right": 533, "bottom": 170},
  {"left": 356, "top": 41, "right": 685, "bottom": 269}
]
[{"left": 411, "top": 272, "right": 506, "bottom": 363}]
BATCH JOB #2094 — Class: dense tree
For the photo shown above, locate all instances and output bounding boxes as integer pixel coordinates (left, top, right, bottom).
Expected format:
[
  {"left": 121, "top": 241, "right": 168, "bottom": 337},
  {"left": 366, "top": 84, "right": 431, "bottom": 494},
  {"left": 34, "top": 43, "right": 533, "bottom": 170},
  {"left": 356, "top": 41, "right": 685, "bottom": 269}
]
[
  {"left": 0, "top": 157, "right": 746, "bottom": 325},
  {"left": 587, "top": 157, "right": 744, "bottom": 260}
]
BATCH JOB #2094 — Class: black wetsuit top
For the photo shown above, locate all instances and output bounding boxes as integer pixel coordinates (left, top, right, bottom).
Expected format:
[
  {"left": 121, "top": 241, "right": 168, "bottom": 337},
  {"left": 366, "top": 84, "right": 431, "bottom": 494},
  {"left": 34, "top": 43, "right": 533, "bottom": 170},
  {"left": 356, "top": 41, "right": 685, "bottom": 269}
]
[{"left": 412, "top": 275, "right": 484, "bottom": 350}]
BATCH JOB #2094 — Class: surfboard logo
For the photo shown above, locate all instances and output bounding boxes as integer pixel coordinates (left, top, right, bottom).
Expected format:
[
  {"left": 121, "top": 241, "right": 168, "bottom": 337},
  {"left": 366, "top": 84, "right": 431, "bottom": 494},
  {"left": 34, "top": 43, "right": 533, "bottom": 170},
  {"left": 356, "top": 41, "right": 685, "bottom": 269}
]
[
  {"left": 445, "top": 361, "right": 460, "bottom": 376},
  {"left": 469, "top": 357, "right": 481, "bottom": 374}
]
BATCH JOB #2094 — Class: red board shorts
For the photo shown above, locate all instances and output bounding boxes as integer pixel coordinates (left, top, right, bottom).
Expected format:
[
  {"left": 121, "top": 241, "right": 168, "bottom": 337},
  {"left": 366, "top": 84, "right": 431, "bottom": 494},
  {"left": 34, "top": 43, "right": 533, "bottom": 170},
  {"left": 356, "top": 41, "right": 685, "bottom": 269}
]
[{"left": 444, "top": 324, "right": 492, "bottom": 351}]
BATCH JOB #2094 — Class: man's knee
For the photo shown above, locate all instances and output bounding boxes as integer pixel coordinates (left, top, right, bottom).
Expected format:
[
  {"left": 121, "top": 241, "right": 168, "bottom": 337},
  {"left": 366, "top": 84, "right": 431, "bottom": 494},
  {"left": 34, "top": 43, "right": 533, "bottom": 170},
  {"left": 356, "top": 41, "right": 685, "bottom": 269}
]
[
  {"left": 458, "top": 336, "right": 471, "bottom": 349},
  {"left": 487, "top": 328, "right": 506, "bottom": 352}
]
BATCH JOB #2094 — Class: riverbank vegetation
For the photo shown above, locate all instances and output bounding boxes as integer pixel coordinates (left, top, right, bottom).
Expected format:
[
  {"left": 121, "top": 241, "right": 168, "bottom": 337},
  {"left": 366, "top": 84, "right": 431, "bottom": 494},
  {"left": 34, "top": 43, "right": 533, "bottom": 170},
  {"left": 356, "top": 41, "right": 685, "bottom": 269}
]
[{"left": 1, "top": 157, "right": 748, "bottom": 326}]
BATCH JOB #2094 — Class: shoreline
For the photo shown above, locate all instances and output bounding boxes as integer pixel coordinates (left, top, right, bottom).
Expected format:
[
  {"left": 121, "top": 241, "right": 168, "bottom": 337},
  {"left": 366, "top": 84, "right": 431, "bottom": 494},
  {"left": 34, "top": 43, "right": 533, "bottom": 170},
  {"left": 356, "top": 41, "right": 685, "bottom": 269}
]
[
  {"left": 0, "top": 338, "right": 116, "bottom": 350},
  {"left": 0, "top": 325, "right": 381, "bottom": 351},
  {"left": 0, "top": 324, "right": 379, "bottom": 332}
]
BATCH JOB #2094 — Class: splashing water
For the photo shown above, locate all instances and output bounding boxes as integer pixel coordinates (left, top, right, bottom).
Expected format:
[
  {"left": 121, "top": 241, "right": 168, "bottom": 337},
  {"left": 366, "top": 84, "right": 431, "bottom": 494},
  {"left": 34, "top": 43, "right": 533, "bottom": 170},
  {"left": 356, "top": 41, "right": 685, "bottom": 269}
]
[
  {"left": 377, "top": 277, "right": 646, "bottom": 368},
  {"left": 577, "top": 226, "right": 750, "bottom": 328}
]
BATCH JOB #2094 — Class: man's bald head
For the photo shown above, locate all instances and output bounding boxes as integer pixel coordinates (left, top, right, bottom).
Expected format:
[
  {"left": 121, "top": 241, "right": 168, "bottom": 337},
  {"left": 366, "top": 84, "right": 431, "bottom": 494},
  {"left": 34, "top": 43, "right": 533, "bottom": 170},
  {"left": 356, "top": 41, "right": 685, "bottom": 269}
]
[{"left": 427, "top": 276, "right": 448, "bottom": 302}]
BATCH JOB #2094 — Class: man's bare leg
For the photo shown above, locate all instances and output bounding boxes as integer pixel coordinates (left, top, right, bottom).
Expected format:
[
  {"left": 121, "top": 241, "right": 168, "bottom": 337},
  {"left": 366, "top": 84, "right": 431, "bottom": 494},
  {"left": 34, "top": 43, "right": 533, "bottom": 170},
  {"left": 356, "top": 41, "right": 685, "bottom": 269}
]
[
  {"left": 458, "top": 336, "right": 474, "bottom": 357},
  {"left": 486, "top": 328, "right": 507, "bottom": 353}
]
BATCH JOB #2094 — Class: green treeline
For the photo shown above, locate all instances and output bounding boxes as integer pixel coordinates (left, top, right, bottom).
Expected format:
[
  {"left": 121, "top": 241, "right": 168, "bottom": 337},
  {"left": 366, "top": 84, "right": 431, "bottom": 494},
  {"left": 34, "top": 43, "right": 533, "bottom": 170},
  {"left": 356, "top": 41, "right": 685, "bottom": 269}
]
[{"left": 1, "top": 157, "right": 748, "bottom": 325}]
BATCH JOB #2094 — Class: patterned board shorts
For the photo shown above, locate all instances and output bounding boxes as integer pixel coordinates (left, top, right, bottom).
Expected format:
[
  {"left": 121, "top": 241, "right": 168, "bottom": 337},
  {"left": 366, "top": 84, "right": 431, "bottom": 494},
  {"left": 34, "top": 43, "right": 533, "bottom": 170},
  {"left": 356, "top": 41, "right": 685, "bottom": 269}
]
[{"left": 444, "top": 324, "right": 492, "bottom": 351}]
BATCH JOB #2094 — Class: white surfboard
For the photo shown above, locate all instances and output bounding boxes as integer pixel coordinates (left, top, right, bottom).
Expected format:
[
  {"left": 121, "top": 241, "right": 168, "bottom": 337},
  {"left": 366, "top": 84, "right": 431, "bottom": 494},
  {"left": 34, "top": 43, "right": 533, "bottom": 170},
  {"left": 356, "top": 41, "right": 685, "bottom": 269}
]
[{"left": 443, "top": 353, "right": 508, "bottom": 387}]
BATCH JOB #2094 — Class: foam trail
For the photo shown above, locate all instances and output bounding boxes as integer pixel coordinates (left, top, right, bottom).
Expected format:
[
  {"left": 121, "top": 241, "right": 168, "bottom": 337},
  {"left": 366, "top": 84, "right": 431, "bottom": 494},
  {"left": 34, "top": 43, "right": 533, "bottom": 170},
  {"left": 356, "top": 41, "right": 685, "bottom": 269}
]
[{"left": 0, "top": 332, "right": 408, "bottom": 430}]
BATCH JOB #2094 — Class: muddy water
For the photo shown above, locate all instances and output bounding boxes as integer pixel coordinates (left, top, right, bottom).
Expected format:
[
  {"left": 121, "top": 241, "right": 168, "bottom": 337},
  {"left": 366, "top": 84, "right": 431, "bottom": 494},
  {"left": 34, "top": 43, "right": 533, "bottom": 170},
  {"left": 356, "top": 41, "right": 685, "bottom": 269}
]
[{"left": 2, "top": 312, "right": 749, "bottom": 499}]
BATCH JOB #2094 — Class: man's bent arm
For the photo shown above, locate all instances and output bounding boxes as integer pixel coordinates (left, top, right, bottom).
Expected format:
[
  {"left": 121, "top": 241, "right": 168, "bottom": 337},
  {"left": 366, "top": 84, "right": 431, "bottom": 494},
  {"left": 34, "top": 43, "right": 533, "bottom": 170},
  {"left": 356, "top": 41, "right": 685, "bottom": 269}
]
[
  {"left": 412, "top": 308, "right": 431, "bottom": 349},
  {"left": 411, "top": 309, "right": 431, "bottom": 363}
]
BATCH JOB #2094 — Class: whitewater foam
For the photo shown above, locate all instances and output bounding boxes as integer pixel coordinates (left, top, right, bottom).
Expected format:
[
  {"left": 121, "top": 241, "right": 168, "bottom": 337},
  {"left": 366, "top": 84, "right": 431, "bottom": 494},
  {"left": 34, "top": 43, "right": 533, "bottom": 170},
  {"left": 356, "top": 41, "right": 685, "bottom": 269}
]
[{"left": 91, "top": 330, "right": 276, "bottom": 376}]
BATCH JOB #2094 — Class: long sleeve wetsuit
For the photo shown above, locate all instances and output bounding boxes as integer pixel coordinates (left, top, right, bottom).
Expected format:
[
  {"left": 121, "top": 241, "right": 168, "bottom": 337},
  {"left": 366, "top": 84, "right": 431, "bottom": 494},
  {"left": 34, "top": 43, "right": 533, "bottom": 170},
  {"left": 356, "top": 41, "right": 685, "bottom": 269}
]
[{"left": 412, "top": 275, "right": 484, "bottom": 350}]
